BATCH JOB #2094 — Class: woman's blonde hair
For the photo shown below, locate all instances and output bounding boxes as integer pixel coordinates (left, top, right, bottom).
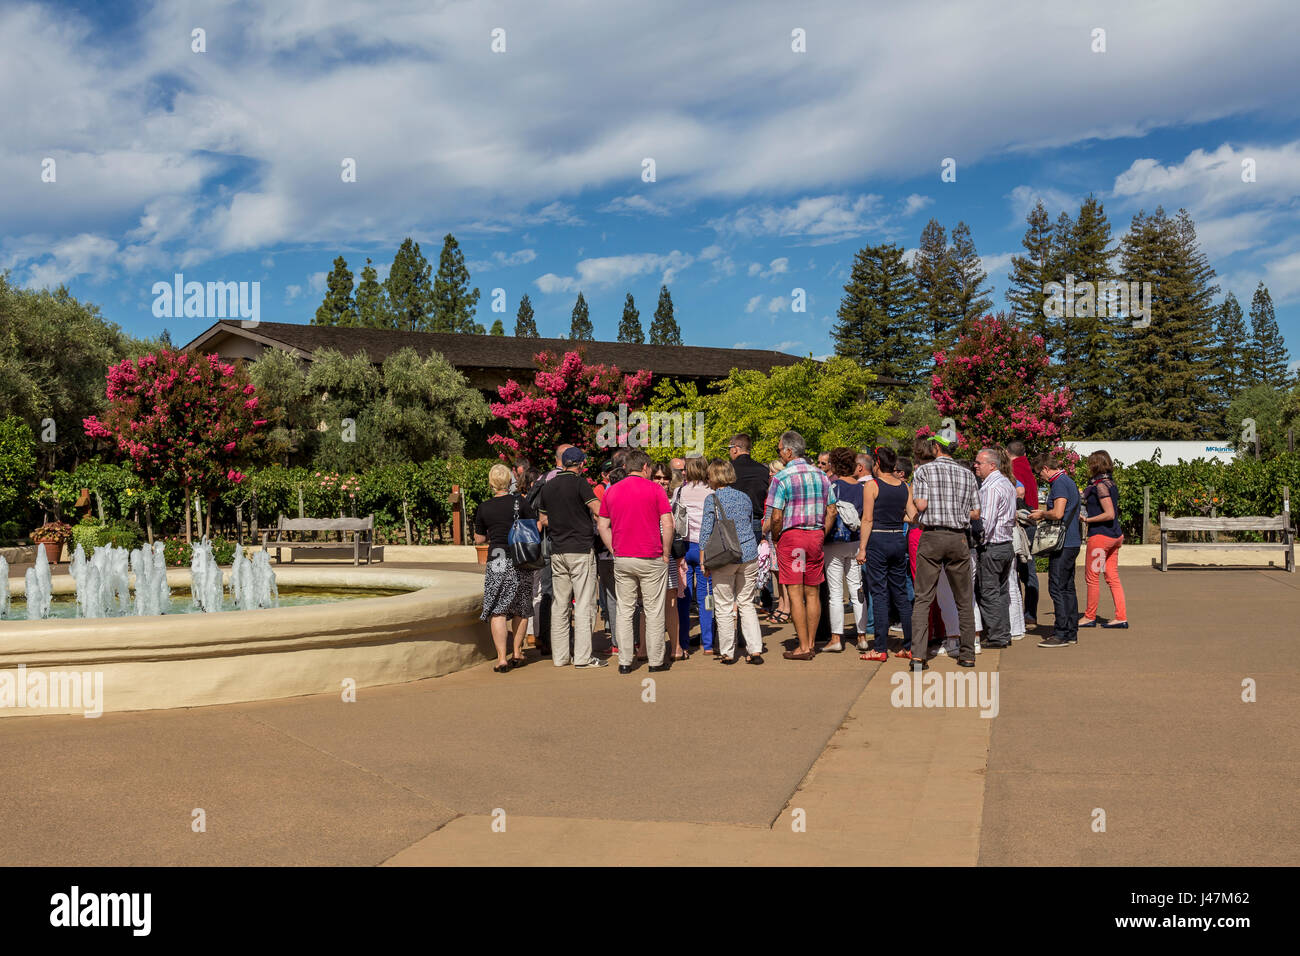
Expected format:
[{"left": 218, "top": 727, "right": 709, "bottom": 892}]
[
  {"left": 685, "top": 456, "right": 709, "bottom": 484},
  {"left": 488, "top": 462, "right": 512, "bottom": 492},
  {"left": 707, "top": 459, "right": 736, "bottom": 489}
]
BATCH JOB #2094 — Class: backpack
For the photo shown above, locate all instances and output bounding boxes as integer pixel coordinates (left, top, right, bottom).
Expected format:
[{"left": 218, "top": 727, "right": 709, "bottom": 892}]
[{"left": 830, "top": 479, "right": 863, "bottom": 542}]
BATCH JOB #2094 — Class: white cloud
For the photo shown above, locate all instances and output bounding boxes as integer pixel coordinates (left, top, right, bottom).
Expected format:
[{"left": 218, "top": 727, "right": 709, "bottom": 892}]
[
  {"left": 534, "top": 250, "right": 693, "bottom": 293},
  {"left": 711, "top": 195, "right": 884, "bottom": 245},
  {"left": 767, "top": 296, "right": 789, "bottom": 313},
  {"left": 775, "top": 340, "right": 802, "bottom": 352},
  {"left": 285, "top": 284, "right": 303, "bottom": 302},
  {"left": 744, "top": 294, "right": 763, "bottom": 313},
  {"left": 901, "top": 193, "right": 933, "bottom": 216},
  {"left": 1111, "top": 142, "right": 1300, "bottom": 212},
  {"left": 468, "top": 248, "right": 538, "bottom": 271},
  {"left": 22, "top": 234, "right": 119, "bottom": 288},
  {"left": 598, "top": 195, "right": 671, "bottom": 216},
  {"left": 1005, "top": 184, "right": 1079, "bottom": 226},
  {"left": 307, "top": 271, "right": 328, "bottom": 295}
]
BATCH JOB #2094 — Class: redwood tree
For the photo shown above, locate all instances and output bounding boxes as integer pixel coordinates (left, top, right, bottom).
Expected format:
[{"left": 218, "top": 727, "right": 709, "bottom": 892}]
[
  {"left": 488, "top": 350, "right": 652, "bottom": 465},
  {"left": 928, "top": 314, "right": 1073, "bottom": 457},
  {"left": 83, "top": 350, "right": 267, "bottom": 541}
]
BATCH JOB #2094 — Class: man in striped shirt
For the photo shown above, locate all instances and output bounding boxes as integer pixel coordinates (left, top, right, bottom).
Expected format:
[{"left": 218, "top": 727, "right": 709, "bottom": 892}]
[
  {"left": 767, "top": 430, "right": 837, "bottom": 660},
  {"left": 974, "top": 447, "right": 1017, "bottom": 649}
]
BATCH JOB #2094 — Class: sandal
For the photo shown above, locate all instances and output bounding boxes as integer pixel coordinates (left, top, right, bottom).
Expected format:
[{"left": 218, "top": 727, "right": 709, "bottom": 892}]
[
  {"left": 745, "top": 654, "right": 764, "bottom": 665},
  {"left": 861, "top": 650, "right": 888, "bottom": 662},
  {"left": 770, "top": 611, "right": 792, "bottom": 625},
  {"left": 782, "top": 650, "right": 814, "bottom": 661},
  {"left": 508, "top": 656, "right": 526, "bottom": 668},
  {"left": 493, "top": 663, "right": 510, "bottom": 673}
]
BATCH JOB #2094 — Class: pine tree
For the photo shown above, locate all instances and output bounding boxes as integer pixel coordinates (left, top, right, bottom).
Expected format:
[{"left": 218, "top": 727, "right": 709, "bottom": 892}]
[
  {"left": 832, "top": 241, "right": 925, "bottom": 382},
  {"left": 569, "top": 292, "right": 594, "bottom": 340},
  {"left": 1046, "top": 210, "right": 1075, "bottom": 376},
  {"left": 1246, "top": 282, "right": 1290, "bottom": 388},
  {"left": 1057, "top": 196, "right": 1117, "bottom": 438},
  {"left": 912, "top": 219, "right": 957, "bottom": 354},
  {"left": 1006, "top": 200, "right": 1055, "bottom": 345},
  {"left": 355, "top": 258, "right": 387, "bottom": 329},
  {"left": 649, "top": 284, "right": 683, "bottom": 346},
  {"left": 384, "top": 239, "right": 434, "bottom": 331},
  {"left": 431, "top": 233, "right": 483, "bottom": 333},
  {"left": 1213, "top": 292, "right": 1249, "bottom": 407},
  {"left": 514, "top": 294, "right": 538, "bottom": 337},
  {"left": 159, "top": 328, "right": 173, "bottom": 348},
  {"left": 1109, "top": 207, "right": 1219, "bottom": 439},
  {"left": 616, "top": 293, "right": 644, "bottom": 344},
  {"left": 489, "top": 318, "right": 505, "bottom": 336},
  {"left": 948, "top": 222, "right": 992, "bottom": 327},
  {"left": 313, "top": 255, "right": 358, "bottom": 327}
]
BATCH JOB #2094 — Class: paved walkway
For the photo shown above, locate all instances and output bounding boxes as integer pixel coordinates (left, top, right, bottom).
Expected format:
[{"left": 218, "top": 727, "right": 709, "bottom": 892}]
[{"left": 0, "top": 568, "right": 1294, "bottom": 865}]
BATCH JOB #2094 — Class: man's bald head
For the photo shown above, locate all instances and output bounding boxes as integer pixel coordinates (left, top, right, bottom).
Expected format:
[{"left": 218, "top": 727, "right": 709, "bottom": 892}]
[{"left": 554, "top": 444, "right": 573, "bottom": 468}]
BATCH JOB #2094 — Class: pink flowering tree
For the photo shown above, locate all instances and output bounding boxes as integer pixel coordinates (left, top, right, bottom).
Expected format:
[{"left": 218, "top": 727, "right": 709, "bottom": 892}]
[
  {"left": 927, "top": 315, "right": 1073, "bottom": 458},
  {"left": 83, "top": 350, "right": 267, "bottom": 541},
  {"left": 488, "top": 349, "right": 653, "bottom": 466}
]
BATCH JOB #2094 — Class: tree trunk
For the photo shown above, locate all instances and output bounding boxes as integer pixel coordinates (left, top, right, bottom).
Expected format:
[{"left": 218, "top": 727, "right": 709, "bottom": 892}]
[
  {"left": 204, "top": 498, "right": 213, "bottom": 539},
  {"left": 184, "top": 487, "right": 193, "bottom": 544},
  {"left": 145, "top": 500, "right": 154, "bottom": 546}
]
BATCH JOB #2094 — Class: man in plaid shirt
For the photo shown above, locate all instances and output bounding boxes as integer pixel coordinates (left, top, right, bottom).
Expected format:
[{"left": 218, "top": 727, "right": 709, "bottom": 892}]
[
  {"left": 910, "top": 435, "right": 981, "bottom": 669},
  {"left": 767, "top": 430, "right": 837, "bottom": 660}
]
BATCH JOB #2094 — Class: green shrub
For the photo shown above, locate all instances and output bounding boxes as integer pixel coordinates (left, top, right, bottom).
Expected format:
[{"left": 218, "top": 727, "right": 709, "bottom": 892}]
[
  {"left": 162, "top": 537, "right": 238, "bottom": 566},
  {"left": 72, "top": 518, "right": 102, "bottom": 556},
  {"left": 98, "top": 519, "right": 144, "bottom": 552}
]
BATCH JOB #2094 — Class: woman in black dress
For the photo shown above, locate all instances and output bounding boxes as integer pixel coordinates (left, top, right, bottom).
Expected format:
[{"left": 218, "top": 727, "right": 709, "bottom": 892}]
[{"left": 473, "top": 463, "right": 537, "bottom": 672}]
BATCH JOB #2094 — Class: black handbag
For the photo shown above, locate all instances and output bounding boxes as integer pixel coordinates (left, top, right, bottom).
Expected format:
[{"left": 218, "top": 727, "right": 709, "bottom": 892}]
[{"left": 507, "top": 496, "right": 545, "bottom": 570}]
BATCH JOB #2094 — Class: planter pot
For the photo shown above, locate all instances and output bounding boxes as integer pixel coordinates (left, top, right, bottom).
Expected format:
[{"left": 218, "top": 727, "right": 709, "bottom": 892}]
[
  {"left": 475, "top": 543, "right": 490, "bottom": 565},
  {"left": 40, "top": 541, "right": 63, "bottom": 565}
]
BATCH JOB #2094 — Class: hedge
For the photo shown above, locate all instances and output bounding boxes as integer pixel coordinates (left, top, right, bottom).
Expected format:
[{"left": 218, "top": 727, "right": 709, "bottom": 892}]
[{"left": 1072, "top": 454, "right": 1300, "bottom": 540}]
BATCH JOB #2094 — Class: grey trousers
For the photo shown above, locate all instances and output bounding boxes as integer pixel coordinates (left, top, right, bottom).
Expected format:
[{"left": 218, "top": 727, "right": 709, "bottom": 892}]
[{"left": 977, "top": 541, "right": 1014, "bottom": 646}]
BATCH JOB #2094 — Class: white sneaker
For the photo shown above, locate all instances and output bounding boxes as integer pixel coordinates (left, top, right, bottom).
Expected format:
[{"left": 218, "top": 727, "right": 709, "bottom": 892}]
[
  {"left": 975, "top": 640, "right": 982, "bottom": 655},
  {"left": 1011, "top": 633, "right": 1024, "bottom": 641},
  {"left": 889, "top": 624, "right": 903, "bottom": 634}
]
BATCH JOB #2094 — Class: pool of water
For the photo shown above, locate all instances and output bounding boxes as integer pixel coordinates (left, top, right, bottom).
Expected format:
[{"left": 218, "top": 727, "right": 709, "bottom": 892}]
[{"left": 4, "top": 587, "right": 411, "bottom": 620}]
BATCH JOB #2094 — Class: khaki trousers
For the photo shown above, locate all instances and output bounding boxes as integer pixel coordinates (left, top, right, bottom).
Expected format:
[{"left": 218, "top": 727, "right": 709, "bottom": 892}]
[
  {"left": 550, "top": 551, "right": 598, "bottom": 665},
  {"left": 711, "top": 560, "right": 763, "bottom": 658},
  {"left": 613, "top": 557, "right": 668, "bottom": 667}
]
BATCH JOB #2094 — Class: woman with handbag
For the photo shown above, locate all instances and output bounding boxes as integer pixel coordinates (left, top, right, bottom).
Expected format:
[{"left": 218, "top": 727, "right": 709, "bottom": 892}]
[
  {"left": 674, "top": 456, "right": 717, "bottom": 653},
  {"left": 823, "top": 446, "right": 867, "bottom": 653},
  {"left": 698, "top": 459, "right": 763, "bottom": 664},
  {"left": 1029, "top": 451, "right": 1082, "bottom": 648},
  {"left": 473, "top": 463, "right": 539, "bottom": 672}
]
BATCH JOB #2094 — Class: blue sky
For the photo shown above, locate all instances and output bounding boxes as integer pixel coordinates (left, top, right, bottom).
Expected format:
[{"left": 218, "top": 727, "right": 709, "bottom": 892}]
[{"left": 3, "top": 0, "right": 1298, "bottom": 366}]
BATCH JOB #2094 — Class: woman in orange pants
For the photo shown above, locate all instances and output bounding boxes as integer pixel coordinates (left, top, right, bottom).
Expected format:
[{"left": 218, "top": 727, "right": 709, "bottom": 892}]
[{"left": 1079, "top": 451, "right": 1128, "bottom": 628}]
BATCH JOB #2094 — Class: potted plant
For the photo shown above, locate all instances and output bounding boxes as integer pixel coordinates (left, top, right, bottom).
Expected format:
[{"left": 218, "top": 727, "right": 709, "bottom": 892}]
[{"left": 31, "top": 521, "right": 74, "bottom": 565}]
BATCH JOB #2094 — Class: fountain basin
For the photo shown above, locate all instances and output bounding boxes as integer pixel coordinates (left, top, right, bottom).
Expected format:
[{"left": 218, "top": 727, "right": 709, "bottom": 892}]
[{"left": 1, "top": 567, "right": 489, "bottom": 717}]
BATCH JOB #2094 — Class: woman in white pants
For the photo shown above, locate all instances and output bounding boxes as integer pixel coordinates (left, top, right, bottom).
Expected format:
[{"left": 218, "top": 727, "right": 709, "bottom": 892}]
[
  {"left": 698, "top": 459, "right": 764, "bottom": 664},
  {"left": 822, "top": 447, "right": 867, "bottom": 652}
]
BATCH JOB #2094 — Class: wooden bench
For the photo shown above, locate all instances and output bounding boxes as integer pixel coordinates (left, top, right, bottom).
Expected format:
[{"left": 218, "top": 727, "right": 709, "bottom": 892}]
[
  {"left": 262, "top": 515, "right": 384, "bottom": 566},
  {"left": 1160, "top": 513, "right": 1294, "bottom": 572}
]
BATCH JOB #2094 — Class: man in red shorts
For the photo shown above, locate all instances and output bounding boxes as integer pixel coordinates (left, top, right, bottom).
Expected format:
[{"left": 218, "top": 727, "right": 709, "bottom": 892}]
[{"left": 767, "top": 430, "right": 837, "bottom": 660}]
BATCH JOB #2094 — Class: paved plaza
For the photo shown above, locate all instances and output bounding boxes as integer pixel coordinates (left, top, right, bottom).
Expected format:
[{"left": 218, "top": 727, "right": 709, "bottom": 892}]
[{"left": 0, "top": 566, "right": 1295, "bottom": 866}]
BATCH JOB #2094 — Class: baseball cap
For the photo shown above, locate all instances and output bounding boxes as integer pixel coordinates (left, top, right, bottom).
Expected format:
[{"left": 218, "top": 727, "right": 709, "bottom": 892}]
[
  {"left": 931, "top": 433, "right": 955, "bottom": 450},
  {"left": 561, "top": 447, "right": 587, "bottom": 465}
]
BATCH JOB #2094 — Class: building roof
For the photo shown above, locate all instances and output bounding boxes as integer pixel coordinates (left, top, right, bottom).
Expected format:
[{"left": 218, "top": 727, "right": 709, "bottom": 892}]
[{"left": 183, "top": 320, "right": 907, "bottom": 386}]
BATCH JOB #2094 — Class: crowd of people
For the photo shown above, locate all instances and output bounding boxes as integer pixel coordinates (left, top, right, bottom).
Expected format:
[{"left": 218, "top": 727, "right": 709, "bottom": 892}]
[{"left": 472, "top": 431, "right": 1130, "bottom": 673}]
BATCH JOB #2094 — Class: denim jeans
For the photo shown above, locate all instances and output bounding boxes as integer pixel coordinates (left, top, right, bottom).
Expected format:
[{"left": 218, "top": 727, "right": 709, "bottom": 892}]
[
  {"left": 677, "top": 540, "right": 715, "bottom": 650},
  {"left": 866, "top": 532, "right": 911, "bottom": 653},
  {"left": 1047, "top": 546, "right": 1080, "bottom": 642}
]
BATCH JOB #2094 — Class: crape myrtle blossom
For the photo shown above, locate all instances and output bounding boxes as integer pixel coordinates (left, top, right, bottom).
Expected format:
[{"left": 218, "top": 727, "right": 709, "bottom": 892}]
[{"left": 488, "top": 349, "right": 652, "bottom": 464}]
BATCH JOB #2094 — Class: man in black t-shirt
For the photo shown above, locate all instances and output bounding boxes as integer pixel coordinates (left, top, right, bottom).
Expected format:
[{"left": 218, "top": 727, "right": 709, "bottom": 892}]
[{"left": 537, "top": 446, "right": 605, "bottom": 668}]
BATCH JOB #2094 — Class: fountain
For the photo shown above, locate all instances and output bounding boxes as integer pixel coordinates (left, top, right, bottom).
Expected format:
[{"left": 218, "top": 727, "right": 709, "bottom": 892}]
[
  {"left": 189, "top": 539, "right": 225, "bottom": 613},
  {"left": 24, "top": 544, "right": 52, "bottom": 620},
  {"left": 0, "top": 556, "right": 9, "bottom": 618}
]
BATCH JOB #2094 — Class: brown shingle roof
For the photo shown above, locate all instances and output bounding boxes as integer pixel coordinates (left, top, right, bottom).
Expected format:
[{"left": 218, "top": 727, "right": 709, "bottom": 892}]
[{"left": 184, "top": 320, "right": 909, "bottom": 387}]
